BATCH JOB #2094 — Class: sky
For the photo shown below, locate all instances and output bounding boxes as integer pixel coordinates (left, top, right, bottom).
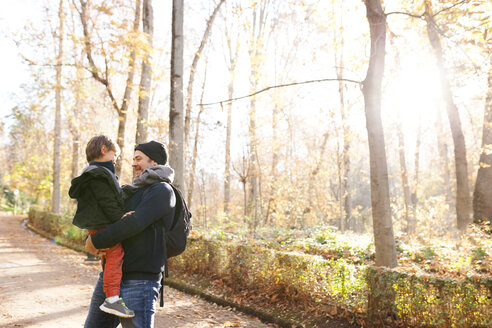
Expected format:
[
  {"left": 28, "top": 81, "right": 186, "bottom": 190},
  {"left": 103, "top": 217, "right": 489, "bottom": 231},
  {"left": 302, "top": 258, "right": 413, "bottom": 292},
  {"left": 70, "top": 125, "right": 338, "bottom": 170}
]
[{"left": 0, "top": 0, "right": 41, "bottom": 122}]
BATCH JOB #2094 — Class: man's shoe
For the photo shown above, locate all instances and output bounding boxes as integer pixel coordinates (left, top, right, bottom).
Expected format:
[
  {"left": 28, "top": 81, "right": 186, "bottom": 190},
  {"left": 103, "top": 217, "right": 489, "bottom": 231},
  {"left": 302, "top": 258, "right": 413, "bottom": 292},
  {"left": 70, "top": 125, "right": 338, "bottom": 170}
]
[{"left": 99, "top": 298, "right": 135, "bottom": 318}]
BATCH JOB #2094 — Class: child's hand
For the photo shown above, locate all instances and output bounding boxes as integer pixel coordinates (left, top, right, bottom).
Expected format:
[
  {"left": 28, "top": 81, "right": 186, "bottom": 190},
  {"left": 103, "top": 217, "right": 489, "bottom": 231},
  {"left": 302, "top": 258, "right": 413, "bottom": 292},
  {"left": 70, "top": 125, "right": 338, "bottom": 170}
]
[
  {"left": 85, "top": 235, "right": 108, "bottom": 256},
  {"left": 122, "top": 211, "right": 135, "bottom": 218}
]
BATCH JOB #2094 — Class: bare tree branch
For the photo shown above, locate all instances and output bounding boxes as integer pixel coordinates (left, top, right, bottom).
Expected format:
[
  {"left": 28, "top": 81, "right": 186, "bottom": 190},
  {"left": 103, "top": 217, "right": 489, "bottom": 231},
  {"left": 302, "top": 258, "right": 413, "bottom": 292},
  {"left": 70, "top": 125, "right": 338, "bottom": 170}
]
[
  {"left": 433, "top": 0, "right": 467, "bottom": 17},
  {"left": 385, "top": 11, "right": 424, "bottom": 19},
  {"left": 198, "top": 77, "right": 361, "bottom": 107},
  {"left": 78, "top": 0, "right": 119, "bottom": 114},
  {"left": 386, "top": 0, "right": 467, "bottom": 19}
]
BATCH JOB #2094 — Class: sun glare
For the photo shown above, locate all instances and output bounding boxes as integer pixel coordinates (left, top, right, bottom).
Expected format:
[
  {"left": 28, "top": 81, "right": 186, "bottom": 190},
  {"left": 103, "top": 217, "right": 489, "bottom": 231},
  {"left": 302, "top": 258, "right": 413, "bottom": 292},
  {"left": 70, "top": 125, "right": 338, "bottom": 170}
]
[{"left": 385, "top": 59, "right": 442, "bottom": 131}]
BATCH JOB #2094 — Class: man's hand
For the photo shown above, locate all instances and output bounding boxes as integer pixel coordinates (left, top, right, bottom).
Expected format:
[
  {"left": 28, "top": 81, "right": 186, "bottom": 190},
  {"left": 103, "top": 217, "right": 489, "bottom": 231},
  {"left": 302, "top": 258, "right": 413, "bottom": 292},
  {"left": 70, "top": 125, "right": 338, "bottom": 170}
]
[
  {"left": 122, "top": 211, "right": 135, "bottom": 218},
  {"left": 85, "top": 235, "right": 107, "bottom": 256}
]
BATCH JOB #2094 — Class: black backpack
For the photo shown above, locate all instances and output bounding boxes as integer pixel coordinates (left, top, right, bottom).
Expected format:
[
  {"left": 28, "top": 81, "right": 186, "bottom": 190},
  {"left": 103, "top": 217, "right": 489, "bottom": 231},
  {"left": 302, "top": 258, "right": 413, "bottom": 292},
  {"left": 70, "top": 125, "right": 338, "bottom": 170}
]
[
  {"left": 159, "top": 183, "right": 192, "bottom": 306},
  {"left": 141, "top": 182, "right": 192, "bottom": 261},
  {"left": 164, "top": 183, "right": 192, "bottom": 259}
]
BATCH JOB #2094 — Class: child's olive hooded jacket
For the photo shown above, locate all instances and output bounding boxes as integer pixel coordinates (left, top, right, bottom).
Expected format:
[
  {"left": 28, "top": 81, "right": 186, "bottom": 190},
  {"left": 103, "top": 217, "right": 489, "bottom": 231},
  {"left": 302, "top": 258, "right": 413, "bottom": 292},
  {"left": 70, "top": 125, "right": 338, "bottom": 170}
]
[{"left": 69, "top": 164, "right": 124, "bottom": 230}]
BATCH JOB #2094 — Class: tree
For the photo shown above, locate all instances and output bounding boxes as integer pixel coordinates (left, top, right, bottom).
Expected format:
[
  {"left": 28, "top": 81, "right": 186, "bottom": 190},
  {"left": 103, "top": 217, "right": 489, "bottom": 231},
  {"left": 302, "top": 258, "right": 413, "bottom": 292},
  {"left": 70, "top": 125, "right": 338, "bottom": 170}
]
[
  {"left": 184, "top": 0, "right": 226, "bottom": 146},
  {"left": 473, "top": 55, "right": 492, "bottom": 225},
  {"left": 135, "top": 0, "right": 154, "bottom": 145},
  {"left": 169, "top": 0, "right": 185, "bottom": 192},
  {"left": 362, "top": 0, "right": 397, "bottom": 268},
  {"left": 184, "top": 0, "right": 226, "bottom": 202},
  {"left": 333, "top": 0, "right": 352, "bottom": 232},
  {"left": 77, "top": 0, "right": 142, "bottom": 176},
  {"left": 222, "top": 2, "right": 241, "bottom": 214},
  {"left": 188, "top": 58, "right": 209, "bottom": 207},
  {"left": 52, "top": 0, "right": 64, "bottom": 214},
  {"left": 245, "top": 0, "right": 275, "bottom": 224},
  {"left": 424, "top": 1, "right": 471, "bottom": 231},
  {"left": 68, "top": 51, "right": 83, "bottom": 180}
]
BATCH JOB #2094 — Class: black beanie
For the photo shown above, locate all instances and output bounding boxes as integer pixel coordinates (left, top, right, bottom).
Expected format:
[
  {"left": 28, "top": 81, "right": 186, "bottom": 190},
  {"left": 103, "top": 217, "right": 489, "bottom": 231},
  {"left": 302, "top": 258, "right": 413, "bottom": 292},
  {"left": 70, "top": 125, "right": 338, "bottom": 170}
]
[{"left": 135, "top": 140, "right": 168, "bottom": 165}]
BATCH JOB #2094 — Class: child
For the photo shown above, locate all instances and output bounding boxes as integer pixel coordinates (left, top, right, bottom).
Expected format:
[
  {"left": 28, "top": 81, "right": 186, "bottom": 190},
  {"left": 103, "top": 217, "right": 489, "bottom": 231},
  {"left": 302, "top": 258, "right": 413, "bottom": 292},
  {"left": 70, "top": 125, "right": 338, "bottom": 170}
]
[{"left": 69, "top": 135, "right": 134, "bottom": 318}]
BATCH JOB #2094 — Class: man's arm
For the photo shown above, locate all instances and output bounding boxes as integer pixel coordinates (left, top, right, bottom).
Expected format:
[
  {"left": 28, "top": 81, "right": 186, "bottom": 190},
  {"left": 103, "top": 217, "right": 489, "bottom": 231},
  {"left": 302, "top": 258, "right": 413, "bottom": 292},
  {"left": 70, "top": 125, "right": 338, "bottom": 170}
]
[{"left": 91, "top": 183, "right": 175, "bottom": 249}]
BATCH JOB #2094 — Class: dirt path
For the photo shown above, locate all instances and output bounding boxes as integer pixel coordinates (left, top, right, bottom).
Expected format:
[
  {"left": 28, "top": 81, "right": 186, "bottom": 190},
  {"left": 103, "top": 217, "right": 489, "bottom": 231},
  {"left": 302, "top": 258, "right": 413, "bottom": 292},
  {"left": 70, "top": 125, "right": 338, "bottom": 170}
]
[{"left": 0, "top": 215, "right": 275, "bottom": 328}]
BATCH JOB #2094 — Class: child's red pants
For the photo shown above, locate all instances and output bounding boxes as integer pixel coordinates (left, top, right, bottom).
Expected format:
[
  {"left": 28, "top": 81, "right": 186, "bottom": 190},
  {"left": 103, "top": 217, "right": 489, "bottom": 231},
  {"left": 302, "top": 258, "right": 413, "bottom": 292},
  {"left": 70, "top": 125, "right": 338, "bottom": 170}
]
[{"left": 88, "top": 228, "right": 124, "bottom": 298}]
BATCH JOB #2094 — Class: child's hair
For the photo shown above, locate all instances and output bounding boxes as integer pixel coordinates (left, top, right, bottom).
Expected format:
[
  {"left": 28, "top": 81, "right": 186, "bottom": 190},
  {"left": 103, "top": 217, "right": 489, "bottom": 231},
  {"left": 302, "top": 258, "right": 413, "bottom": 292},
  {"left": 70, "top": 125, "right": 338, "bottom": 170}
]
[{"left": 85, "top": 135, "right": 120, "bottom": 162}]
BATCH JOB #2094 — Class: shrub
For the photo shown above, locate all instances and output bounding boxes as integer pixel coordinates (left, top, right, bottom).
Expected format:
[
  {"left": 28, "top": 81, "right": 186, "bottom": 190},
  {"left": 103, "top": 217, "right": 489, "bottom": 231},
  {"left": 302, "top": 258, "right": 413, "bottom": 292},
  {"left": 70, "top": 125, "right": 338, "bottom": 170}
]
[
  {"left": 171, "top": 237, "right": 491, "bottom": 328},
  {"left": 28, "top": 207, "right": 85, "bottom": 249}
]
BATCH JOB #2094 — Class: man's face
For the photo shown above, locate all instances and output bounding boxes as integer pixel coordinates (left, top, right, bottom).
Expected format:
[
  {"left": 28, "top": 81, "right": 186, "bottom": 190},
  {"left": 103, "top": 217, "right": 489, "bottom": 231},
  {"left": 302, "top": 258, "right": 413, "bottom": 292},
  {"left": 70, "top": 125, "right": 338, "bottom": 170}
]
[{"left": 132, "top": 150, "right": 157, "bottom": 176}]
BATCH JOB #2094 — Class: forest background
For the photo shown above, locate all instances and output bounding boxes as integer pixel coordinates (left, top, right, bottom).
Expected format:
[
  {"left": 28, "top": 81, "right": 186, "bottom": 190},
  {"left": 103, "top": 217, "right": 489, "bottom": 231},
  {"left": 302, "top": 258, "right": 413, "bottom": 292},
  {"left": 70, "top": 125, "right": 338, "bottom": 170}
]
[{"left": 0, "top": 0, "right": 491, "bottom": 326}]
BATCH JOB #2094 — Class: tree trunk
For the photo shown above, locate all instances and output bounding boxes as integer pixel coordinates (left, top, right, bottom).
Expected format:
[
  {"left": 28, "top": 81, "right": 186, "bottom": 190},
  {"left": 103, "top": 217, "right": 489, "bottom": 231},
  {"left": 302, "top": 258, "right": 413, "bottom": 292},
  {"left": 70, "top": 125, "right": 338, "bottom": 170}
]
[
  {"left": 116, "top": 0, "right": 141, "bottom": 175},
  {"left": 188, "top": 60, "right": 209, "bottom": 208},
  {"left": 169, "top": 0, "right": 185, "bottom": 192},
  {"left": 52, "top": 0, "right": 63, "bottom": 214},
  {"left": 410, "top": 114, "right": 421, "bottom": 233},
  {"left": 188, "top": 104, "right": 204, "bottom": 209},
  {"left": 184, "top": 0, "right": 226, "bottom": 146},
  {"left": 247, "top": 84, "right": 259, "bottom": 222},
  {"left": 334, "top": 7, "right": 352, "bottom": 231},
  {"left": 136, "top": 0, "right": 154, "bottom": 145},
  {"left": 425, "top": 3, "right": 471, "bottom": 231},
  {"left": 387, "top": 29, "right": 411, "bottom": 233},
  {"left": 396, "top": 113, "right": 411, "bottom": 231},
  {"left": 68, "top": 10, "right": 83, "bottom": 181},
  {"left": 265, "top": 101, "right": 279, "bottom": 224},
  {"left": 224, "top": 92, "right": 233, "bottom": 213},
  {"left": 70, "top": 58, "right": 83, "bottom": 180},
  {"left": 362, "top": 0, "right": 397, "bottom": 268},
  {"left": 473, "top": 56, "right": 492, "bottom": 225},
  {"left": 342, "top": 125, "right": 352, "bottom": 230},
  {"left": 435, "top": 108, "right": 454, "bottom": 215},
  {"left": 224, "top": 30, "right": 239, "bottom": 213}
]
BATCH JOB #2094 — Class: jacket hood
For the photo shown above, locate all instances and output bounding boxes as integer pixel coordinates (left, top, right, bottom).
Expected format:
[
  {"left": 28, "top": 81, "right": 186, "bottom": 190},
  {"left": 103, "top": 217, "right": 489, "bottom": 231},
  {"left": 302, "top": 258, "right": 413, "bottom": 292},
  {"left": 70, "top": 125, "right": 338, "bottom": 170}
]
[
  {"left": 69, "top": 165, "right": 115, "bottom": 199},
  {"left": 132, "top": 165, "right": 174, "bottom": 187},
  {"left": 121, "top": 165, "right": 174, "bottom": 200}
]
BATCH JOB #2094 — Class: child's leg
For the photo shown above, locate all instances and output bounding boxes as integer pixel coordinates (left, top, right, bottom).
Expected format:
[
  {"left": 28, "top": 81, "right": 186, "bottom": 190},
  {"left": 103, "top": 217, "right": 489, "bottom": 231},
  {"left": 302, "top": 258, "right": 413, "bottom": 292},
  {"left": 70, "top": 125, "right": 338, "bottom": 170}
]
[
  {"left": 87, "top": 229, "right": 104, "bottom": 270},
  {"left": 102, "top": 242, "right": 124, "bottom": 298},
  {"left": 89, "top": 229, "right": 133, "bottom": 318}
]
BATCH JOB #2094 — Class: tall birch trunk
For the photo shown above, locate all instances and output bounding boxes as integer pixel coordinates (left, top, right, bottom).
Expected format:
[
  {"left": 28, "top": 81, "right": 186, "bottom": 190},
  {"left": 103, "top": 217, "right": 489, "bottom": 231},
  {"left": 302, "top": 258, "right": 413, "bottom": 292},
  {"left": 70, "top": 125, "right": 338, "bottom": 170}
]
[
  {"left": 224, "top": 31, "right": 239, "bottom": 214},
  {"left": 188, "top": 63, "right": 208, "bottom": 208},
  {"left": 184, "top": 0, "right": 226, "bottom": 146},
  {"left": 116, "top": 0, "right": 141, "bottom": 175},
  {"left": 246, "top": 1, "right": 271, "bottom": 224},
  {"left": 425, "top": 2, "right": 471, "bottom": 231},
  {"left": 68, "top": 10, "right": 82, "bottom": 180},
  {"left": 52, "top": 0, "right": 64, "bottom": 214},
  {"left": 247, "top": 80, "right": 259, "bottom": 224},
  {"left": 362, "top": 0, "right": 397, "bottom": 268},
  {"left": 472, "top": 56, "right": 492, "bottom": 225},
  {"left": 410, "top": 114, "right": 422, "bottom": 233},
  {"left": 136, "top": 0, "right": 154, "bottom": 145},
  {"left": 70, "top": 57, "right": 83, "bottom": 180},
  {"left": 265, "top": 101, "right": 279, "bottom": 224},
  {"left": 334, "top": 5, "right": 352, "bottom": 231},
  {"left": 169, "top": 0, "right": 185, "bottom": 192}
]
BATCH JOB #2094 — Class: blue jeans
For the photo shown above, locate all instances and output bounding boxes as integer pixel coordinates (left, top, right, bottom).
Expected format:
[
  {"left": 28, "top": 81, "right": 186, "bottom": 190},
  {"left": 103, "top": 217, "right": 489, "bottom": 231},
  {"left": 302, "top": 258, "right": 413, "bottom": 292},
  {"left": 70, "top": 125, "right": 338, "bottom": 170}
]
[{"left": 84, "top": 272, "right": 161, "bottom": 328}]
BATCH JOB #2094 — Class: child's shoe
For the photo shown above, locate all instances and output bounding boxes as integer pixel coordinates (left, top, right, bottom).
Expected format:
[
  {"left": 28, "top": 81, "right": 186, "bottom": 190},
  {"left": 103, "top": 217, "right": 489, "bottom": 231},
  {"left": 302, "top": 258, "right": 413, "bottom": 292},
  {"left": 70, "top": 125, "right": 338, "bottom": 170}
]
[{"left": 99, "top": 298, "right": 135, "bottom": 318}]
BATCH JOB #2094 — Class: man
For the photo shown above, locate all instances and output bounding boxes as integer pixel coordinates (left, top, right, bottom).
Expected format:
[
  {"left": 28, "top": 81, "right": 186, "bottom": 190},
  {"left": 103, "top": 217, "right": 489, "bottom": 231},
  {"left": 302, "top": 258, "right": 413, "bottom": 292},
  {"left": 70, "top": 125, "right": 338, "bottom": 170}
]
[{"left": 84, "top": 140, "right": 176, "bottom": 328}]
